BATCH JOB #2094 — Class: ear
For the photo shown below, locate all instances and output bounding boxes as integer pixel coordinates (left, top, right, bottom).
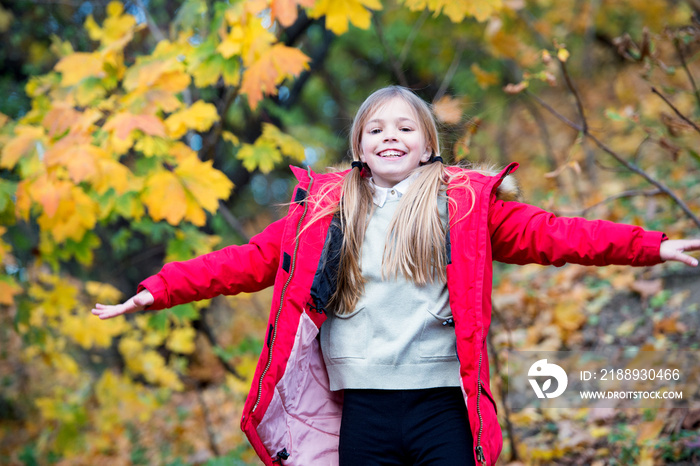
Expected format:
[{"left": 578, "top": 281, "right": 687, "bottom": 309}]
[{"left": 420, "top": 147, "right": 432, "bottom": 163}]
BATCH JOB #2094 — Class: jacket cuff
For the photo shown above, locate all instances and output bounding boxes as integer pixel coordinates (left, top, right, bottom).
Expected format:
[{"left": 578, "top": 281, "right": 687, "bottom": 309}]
[
  {"left": 636, "top": 230, "right": 666, "bottom": 266},
  {"left": 137, "top": 275, "right": 170, "bottom": 310}
]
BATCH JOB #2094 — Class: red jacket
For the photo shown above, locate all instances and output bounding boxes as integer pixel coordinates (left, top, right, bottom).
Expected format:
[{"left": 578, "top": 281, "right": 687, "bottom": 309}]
[{"left": 140, "top": 163, "right": 665, "bottom": 465}]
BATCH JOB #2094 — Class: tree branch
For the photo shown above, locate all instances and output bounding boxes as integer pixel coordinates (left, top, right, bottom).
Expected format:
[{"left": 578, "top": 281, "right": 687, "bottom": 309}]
[
  {"left": 527, "top": 82, "right": 700, "bottom": 229},
  {"left": 195, "top": 385, "right": 221, "bottom": 457},
  {"left": 554, "top": 188, "right": 663, "bottom": 217},
  {"left": 372, "top": 12, "right": 408, "bottom": 87},
  {"left": 651, "top": 86, "right": 700, "bottom": 136},
  {"left": 673, "top": 36, "right": 700, "bottom": 111},
  {"left": 434, "top": 41, "right": 466, "bottom": 102},
  {"left": 399, "top": 8, "right": 430, "bottom": 65}
]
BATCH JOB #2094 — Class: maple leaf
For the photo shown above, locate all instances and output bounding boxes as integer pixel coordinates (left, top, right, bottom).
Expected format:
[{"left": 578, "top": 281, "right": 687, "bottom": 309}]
[
  {"left": 471, "top": 63, "right": 500, "bottom": 89},
  {"left": 0, "top": 276, "right": 22, "bottom": 306},
  {"left": 0, "top": 125, "right": 44, "bottom": 169},
  {"left": 271, "top": 0, "right": 315, "bottom": 27},
  {"left": 164, "top": 100, "right": 220, "bottom": 138},
  {"left": 141, "top": 171, "right": 188, "bottom": 225},
  {"left": 401, "top": 0, "right": 502, "bottom": 22},
  {"left": 309, "top": 0, "right": 382, "bottom": 34},
  {"left": 237, "top": 140, "right": 283, "bottom": 174},
  {"left": 85, "top": 281, "right": 123, "bottom": 304},
  {"left": 166, "top": 327, "right": 196, "bottom": 354},
  {"left": 432, "top": 95, "right": 464, "bottom": 124},
  {"left": 42, "top": 103, "right": 82, "bottom": 138},
  {"left": 104, "top": 112, "right": 167, "bottom": 140},
  {"left": 175, "top": 156, "right": 234, "bottom": 213},
  {"left": 240, "top": 44, "right": 310, "bottom": 109},
  {"left": 55, "top": 52, "right": 105, "bottom": 87},
  {"left": 36, "top": 184, "right": 99, "bottom": 243},
  {"left": 260, "top": 123, "right": 306, "bottom": 161}
]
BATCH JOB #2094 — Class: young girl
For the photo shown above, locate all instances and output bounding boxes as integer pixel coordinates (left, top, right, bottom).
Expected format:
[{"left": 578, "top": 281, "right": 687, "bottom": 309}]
[{"left": 93, "top": 86, "right": 700, "bottom": 466}]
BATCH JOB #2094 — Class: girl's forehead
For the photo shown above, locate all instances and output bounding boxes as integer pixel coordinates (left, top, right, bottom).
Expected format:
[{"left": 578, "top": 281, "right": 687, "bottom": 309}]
[{"left": 365, "top": 97, "right": 419, "bottom": 122}]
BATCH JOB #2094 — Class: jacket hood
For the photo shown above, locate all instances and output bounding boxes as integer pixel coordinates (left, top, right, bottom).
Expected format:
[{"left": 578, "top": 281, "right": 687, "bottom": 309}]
[{"left": 289, "top": 162, "right": 522, "bottom": 203}]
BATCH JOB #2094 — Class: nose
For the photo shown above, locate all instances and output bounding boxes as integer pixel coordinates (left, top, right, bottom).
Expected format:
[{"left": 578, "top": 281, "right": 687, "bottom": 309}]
[{"left": 383, "top": 129, "right": 398, "bottom": 142}]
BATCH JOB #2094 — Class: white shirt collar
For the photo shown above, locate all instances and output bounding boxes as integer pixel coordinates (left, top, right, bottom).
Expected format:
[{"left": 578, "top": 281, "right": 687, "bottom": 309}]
[{"left": 369, "top": 173, "right": 418, "bottom": 207}]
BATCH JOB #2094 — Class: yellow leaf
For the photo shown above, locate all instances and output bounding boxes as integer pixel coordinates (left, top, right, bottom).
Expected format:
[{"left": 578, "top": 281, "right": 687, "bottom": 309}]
[
  {"left": 142, "top": 171, "right": 187, "bottom": 225},
  {"left": 55, "top": 52, "right": 105, "bottom": 86},
  {"left": 432, "top": 95, "right": 463, "bottom": 124},
  {"left": 237, "top": 140, "right": 283, "bottom": 173},
  {"left": 558, "top": 48, "right": 570, "bottom": 62},
  {"left": 175, "top": 156, "right": 234, "bottom": 212},
  {"left": 240, "top": 44, "right": 310, "bottom": 109},
  {"left": 166, "top": 327, "right": 196, "bottom": 354},
  {"left": 471, "top": 63, "right": 499, "bottom": 89},
  {"left": 401, "top": 0, "right": 502, "bottom": 23},
  {"left": 0, "top": 125, "right": 44, "bottom": 169},
  {"left": 85, "top": 281, "right": 123, "bottom": 304},
  {"left": 0, "top": 5, "right": 13, "bottom": 33},
  {"left": 222, "top": 130, "right": 240, "bottom": 146},
  {"left": 164, "top": 100, "right": 220, "bottom": 138},
  {"left": 94, "top": 157, "right": 132, "bottom": 195},
  {"left": 309, "top": 0, "right": 382, "bottom": 35},
  {"left": 553, "top": 301, "right": 586, "bottom": 332},
  {"left": 271, "top": 0, "right": 315, "bottom": 27},
  {"left": 260, "top": 123, "right": 305, "bottom": 161},
  {"left": 33, "top": 181, "right": 99, "bottom": 243}
]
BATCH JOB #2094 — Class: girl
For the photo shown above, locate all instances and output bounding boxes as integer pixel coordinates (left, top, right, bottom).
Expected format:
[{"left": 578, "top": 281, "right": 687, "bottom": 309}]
[{"left": 93, "top": 86, "right": 700, "bottom": 466}]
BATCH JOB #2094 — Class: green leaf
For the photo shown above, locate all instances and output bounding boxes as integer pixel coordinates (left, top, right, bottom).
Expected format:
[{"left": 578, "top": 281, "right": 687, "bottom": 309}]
[{"left": 168, "top": 304, "right": 199, "bottom": 323}]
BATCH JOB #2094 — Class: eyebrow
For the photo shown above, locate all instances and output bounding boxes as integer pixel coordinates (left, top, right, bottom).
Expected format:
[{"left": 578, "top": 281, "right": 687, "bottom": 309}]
[{"left": 365, "top": 117, "right": 416, "bottom": 126}]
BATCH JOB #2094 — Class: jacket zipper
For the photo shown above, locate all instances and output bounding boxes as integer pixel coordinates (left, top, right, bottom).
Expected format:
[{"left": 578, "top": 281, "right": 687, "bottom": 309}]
[
  {"left": 251, "top": 171, "right": 315, "bottom": 414},
  {"left": 475, "top": 338, "right": 486, "bottom": 465}
]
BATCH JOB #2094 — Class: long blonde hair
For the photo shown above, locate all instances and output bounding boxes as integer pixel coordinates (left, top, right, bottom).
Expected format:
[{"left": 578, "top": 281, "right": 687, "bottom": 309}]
[{"left": 315, "top": 86, "right": 474, "bottom": 315}]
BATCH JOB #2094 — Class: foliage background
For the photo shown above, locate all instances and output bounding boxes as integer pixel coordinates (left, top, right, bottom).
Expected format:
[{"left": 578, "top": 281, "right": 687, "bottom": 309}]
[{"left": 1, "top": 0, "right": 700, "bottom": 464}]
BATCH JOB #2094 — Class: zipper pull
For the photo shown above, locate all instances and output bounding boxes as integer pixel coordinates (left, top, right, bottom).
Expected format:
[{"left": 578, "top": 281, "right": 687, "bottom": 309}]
[{"left": 475, "top": 446, "right": 485, "bottom": 464}]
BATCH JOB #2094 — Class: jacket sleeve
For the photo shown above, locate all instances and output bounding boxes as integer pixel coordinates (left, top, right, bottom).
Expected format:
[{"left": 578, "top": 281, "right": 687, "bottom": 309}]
[
  {"left": 137, "top": 217, "right": 286, "bottom": 310},
  {"left": 488, "top": 199, "right": 666, "bottom": 267}
]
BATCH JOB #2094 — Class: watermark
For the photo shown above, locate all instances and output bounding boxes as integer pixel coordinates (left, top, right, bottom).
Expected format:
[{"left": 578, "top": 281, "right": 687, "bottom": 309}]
[{"left": 505, "top": 349, "right": 700, "bottom": 409}]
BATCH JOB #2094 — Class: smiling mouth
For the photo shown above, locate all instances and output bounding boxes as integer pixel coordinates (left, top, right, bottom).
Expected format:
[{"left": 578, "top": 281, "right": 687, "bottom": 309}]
[{"left": 378, "top": 150, "right": 406, "bottom": 158}]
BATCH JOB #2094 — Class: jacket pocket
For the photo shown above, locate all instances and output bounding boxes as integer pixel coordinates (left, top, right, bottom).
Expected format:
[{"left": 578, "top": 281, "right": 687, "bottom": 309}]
[{"left": 326, "top": 307, "right": 368, "bottom": 359}]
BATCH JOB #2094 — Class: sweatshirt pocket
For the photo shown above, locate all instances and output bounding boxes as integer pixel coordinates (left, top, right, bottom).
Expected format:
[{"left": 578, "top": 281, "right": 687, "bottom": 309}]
[
  {"left": 419, "top": 307, "right": 457, "bottom": 359},
  {"left": 327, "top": 307, "right": 368, "bottom": 359}
]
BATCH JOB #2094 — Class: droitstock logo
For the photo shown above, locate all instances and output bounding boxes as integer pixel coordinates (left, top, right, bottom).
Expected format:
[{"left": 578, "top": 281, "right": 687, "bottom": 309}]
[{"left": 528, "top": 359, "right": 568, "bottom": 399}]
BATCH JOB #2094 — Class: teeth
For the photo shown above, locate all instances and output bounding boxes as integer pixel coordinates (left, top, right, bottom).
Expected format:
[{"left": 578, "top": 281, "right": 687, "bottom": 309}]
[{"left": 380, "top": 150, "right": 404, "bottom": 157}]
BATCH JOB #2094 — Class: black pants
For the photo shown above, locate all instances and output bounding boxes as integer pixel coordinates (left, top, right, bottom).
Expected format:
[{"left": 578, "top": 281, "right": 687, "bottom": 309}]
[{"left": 339, "top": 387, "right": 476, "bottom": 466}]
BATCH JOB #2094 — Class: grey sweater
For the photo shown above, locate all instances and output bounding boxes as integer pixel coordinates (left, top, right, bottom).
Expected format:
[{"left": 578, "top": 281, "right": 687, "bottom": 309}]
[{"left": 320, "top": 182, "right": 460, "bottom": 391}]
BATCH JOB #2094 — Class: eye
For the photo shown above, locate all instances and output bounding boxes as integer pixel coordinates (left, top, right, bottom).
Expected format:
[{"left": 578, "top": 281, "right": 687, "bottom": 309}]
[
  {"left": 400, "top": 127, "right": 413, "bottom": 132},
  {"left": 369, "top": 128, "right": 381, "bottom": 134}
]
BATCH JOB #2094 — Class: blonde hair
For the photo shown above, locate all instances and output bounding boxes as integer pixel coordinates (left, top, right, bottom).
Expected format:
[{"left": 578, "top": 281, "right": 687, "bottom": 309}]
[{"left": 312, "top": 86, "right": 474, "bottom": 315}]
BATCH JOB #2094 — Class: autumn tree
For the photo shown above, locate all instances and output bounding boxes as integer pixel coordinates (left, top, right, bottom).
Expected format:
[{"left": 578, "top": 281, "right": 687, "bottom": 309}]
[{"left": 1, "top": 0, "right": 699, "bottom": 463}]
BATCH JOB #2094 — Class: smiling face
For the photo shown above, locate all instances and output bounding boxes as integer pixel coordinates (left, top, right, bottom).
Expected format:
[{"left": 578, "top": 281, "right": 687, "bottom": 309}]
[{"left": 358, "top": 96, "right": 433, "bottom": 188}]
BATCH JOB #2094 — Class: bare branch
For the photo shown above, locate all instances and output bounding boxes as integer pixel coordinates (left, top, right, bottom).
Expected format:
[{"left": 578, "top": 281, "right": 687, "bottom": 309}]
[
  {"left": 217, "top": 200, "right": 250, "bottom": 242},
  {"left": 554, "top": 188, "right": 663, "bottom": 217},
  {"left": 134, "top": 0, "right": 166, "bottom": 43},
  {"left": 195, "top": 386, "right": 221, "bottom": 457},
  {"left": 372, "top": 12, "right": 408, "bottom": 87},
  {"left": 434, "top": 41, "right": 466, "bottom": 102},
  {"left": 399, "top": 8, "right": 430, "bottom": 65},
  {"left": 558, "top": 57, "right": 588, "bottom": 134},
  {"left": 651, "top": 86, "right": 700, "bottom": 136},
  {"left": 673, "top": 37, "right": 700, "bottom": 110},
  {"left": 527, "top": 86, "right": 700, "bottom": 229}
]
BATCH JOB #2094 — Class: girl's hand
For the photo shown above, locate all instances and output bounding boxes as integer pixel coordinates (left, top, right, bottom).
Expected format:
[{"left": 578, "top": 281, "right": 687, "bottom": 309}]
[
  {"left": 92, "top": 289, "right": 154, "bottom": 320},
  {"left": 660, "top": 239, "right": 700, "bottom": 266}
]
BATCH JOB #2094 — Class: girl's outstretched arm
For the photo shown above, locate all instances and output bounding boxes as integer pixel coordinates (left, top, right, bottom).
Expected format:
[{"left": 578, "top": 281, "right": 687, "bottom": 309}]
[
  {"left": 659, "top": 239, "right": 700, "bottom": 266},
  {"left": 92, "top": 289, "right": 154, "bottom": 320}
]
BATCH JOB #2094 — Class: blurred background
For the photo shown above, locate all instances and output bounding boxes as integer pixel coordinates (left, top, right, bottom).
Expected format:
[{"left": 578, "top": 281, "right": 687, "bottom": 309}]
[{"left": 1, "top": 0, "right": 699, "bottom": 464}]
